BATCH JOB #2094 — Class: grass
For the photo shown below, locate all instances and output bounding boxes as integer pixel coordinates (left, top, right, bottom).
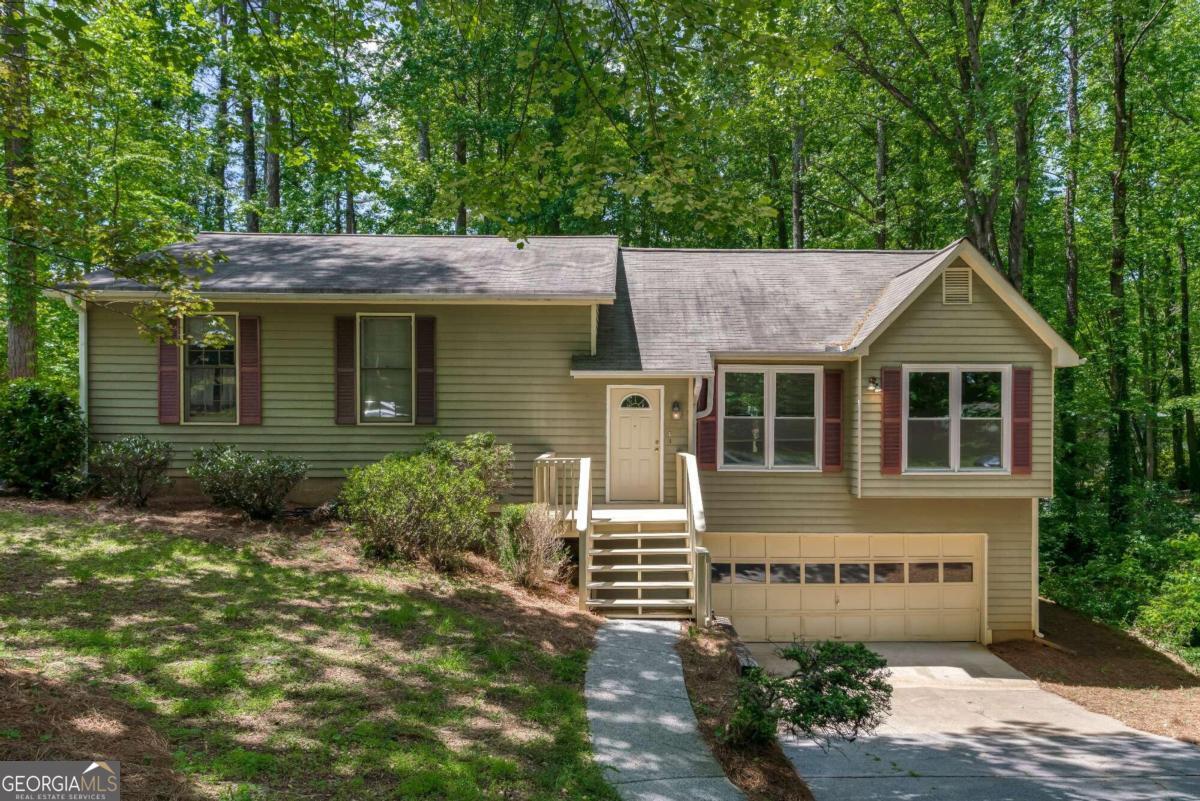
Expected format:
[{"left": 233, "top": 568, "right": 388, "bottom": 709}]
[{"left": 0, "top": 503, "right": 618, "bottom": 800}]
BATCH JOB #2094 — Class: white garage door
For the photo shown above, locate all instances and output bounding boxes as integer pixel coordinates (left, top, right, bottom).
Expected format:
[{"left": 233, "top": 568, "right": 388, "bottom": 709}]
[{"left": 705, "top": 534, "right": 984, "bottom": 642}]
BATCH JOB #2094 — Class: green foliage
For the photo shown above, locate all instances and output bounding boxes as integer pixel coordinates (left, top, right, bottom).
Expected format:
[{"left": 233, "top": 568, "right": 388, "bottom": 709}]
[
  {"left": 90, "top": 435, "right": 173, "bottom": 507},
  {"left": 341, "top": 451, "right": 490, "bottom": 570},
  {"left": 423, "top": 431, "right": 514, "bottom": 500},
  {"left": 495, "top": 503, "right": 570, "bottom": 588},
  {"left": 0, "top": 379, "right": 87, "bottom": 498},
  {"left": 187, "top": 445, "right": 307, "bottom": 521},
  {"left": 720, "top": 641, "right": 892, "bottom": 749},
  {"left": 1135, "top": 552, "right": 1200, "bottom": 654}
]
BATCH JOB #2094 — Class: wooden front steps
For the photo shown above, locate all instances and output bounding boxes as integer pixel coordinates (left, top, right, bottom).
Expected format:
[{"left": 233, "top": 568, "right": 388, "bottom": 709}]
[{"left": 583, "top": 509, "right": 697, "bottom": 620}]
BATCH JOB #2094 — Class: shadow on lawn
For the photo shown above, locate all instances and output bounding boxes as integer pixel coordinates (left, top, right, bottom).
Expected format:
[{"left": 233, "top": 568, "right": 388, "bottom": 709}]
[{"left": 0, "top": 512, "right": 612, "bottom": 801}]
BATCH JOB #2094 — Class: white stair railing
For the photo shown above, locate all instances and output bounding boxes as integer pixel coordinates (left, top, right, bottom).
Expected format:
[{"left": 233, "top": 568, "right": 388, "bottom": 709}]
[
  {"left": 575, "top": 457, "right": 592, "bottom": 610},
  {"left": 533, "top": 452, "right": 584, "bottom": 525},
  {"left": 676, "top": 452, "right": 711, "bottom": 625}
]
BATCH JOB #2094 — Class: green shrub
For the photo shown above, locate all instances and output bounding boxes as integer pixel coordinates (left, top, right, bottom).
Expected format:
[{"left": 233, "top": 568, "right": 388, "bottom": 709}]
[
  {"left": 187, "top": 444, "right": 307, "bottom": 520},
  {"left": 90, "top": 435, "right": 173, "bottom": 507},
  {"left": 341, "top": 451, "right": 490, "bottom": 569},
  {"left": 1135, "top": 552, "right": 1200, "bottom": 652},
  {"left": 720, "top": 641, "right": 892, "bottom": 749},
  {"left": 496, "top": 503, "right": 570, "bottom": 588},
  {"left": 424, "top": 432, "right": 513, "bottom": 499},
  {"left": 0, "top": 379, "right": 87, "bottom": 498}
]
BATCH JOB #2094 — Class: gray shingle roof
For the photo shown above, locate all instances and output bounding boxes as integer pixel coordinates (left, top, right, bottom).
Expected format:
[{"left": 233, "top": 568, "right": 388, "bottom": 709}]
[
  {"left": 80, "top": 233, "right": 620, "bottom": 300},
  {"left": 572, "top": 246, "right": 949, "bottom": 374}
]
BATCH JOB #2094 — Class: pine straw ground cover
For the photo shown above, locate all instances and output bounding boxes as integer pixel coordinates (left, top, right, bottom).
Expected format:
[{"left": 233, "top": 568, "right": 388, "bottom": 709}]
[
  {"left": 676, "top": 623, "right": 814, "bottom": 801},
  {"left": 991, "top": 600, "right": 1200, "bottom": 744},
  {"left": 0, "top": 500, "right": 619, "bottom": 801}
]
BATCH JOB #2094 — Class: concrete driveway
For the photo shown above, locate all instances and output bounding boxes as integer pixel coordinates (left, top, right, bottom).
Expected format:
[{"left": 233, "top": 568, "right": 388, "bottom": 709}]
[{"left": 748, "top": 642, "right": 1200, "bottom": 801}]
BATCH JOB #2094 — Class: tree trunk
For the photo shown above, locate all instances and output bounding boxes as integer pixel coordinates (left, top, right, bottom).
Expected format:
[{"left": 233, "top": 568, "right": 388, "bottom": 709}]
[
  {"left": 767, "top": 151, "right": 787, "bottom": 248},
  {"left": 206, "top": 4, "right": 230, "bottom": 231},
  {"left": 418, "top": 121, "right": 431, "bottom": 162},
  {"left": 3, "top": 0, "right": 37, "bottom": 378},
  {"left": 1181, "top": 235, "right": 1200, "bottom": 492},
  {"left": 1108, "top": 7, "right": 1134, "bottom": 523},
  {"left": 455, "top": 133, "right": 467, "bottom": 234},
  {"left": 345, "top": 176, "right": 356, "bottom": 234},
  {"left": 790, "top": 123, "right": 804, "bottom": 249},
  {"left": 1006, "top": 0, "right": 1032, "bottom": 292},
  {"left": 874, "top": 116, "right": 887, "bottom": 249},
  {"left": 1058, "top": 10, "right": 1082, "bottom": 517},
  {"left": 264, "top": 9, "right": 281, "bottom": 214},
  {"left": 241, "top": 94, "right": 258, "bottom": 232}
]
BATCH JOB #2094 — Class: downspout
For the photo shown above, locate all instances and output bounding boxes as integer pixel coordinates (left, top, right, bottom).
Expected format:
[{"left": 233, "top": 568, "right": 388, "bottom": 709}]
[{"left": 65, "top": 296, "right": 88, "bottom": 421}]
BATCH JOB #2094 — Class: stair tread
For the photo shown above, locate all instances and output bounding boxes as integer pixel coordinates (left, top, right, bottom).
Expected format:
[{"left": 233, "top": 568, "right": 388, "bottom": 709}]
[
  {"left": 587, "top": 598, "right": 694, "bottom": 607},
  {"left": 588, "top": 563, "right": 693, "bottom": 572},
  {"left": 590, "top": 547, "right": 692, "bottom": 555},
  {"left": 591, "top": 531, "right": 689, "bottom": 539},
  {"left": 587, "top": 580, "right": 694, "bottom": 589}
]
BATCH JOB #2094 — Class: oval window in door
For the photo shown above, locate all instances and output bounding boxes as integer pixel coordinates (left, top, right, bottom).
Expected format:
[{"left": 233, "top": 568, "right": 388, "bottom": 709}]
[{"left": 620, "top": 394, "right": 651, "bottom": 409}]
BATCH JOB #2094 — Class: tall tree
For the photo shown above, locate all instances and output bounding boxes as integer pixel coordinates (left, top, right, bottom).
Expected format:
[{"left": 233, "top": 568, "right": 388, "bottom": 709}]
[{"left": 2, "top": 0, "right": 36, "bottom": 378}]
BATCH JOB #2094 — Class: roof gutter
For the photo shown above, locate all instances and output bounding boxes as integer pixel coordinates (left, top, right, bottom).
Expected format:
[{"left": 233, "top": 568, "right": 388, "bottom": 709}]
[{"left": 42, "top": 288, "right": 615, "bottom": 306}]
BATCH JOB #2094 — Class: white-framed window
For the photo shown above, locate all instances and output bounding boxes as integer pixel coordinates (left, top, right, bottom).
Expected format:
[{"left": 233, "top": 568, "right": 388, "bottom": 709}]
[
  {"left": 717, "top": 365, "right": 823, "bottom": 471},
  {"left": 183, "top": 313, "right": 238, "bottom": 424},
  {"left": 902, "top": 364, "right": 1010, "bottom": 473},
  {"left": 357, "top": 313, "right": 415, "bottom": 424}
]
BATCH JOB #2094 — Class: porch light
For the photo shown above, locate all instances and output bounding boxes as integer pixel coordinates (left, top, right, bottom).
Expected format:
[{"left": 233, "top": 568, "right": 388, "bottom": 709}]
[
  {"left": 671, "top": 401, "right": 682, "bottom": 420},
  {"left": 867, "top": 376, "right": 882, "bottom": 393}
]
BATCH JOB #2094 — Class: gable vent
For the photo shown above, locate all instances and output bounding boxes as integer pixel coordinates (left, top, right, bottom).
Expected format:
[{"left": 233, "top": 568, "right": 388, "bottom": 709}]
[{"left": 942, "top": 267, "right": 973, "bottom": 304}]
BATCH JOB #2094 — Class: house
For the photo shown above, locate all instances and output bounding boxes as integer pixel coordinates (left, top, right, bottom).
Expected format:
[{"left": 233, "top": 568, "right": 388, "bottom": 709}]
[{"left": 67, "top": 233, "right": 1079, "bottom": 644}]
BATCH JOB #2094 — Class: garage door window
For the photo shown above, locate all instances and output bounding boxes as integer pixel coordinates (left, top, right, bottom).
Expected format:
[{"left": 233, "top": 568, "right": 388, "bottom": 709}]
[
  {"left": 805, "top": 563, "right": 835, "bottom": 584},
  {"left": 711, "top": 563, "right": 732, "bottom": 584},
  {"left": 909, "top": 562, "right": 940, "bottom": 583},
  {"left": 839, "top": 563, "right": 870, "bottom": 583},
  {"left": 943, "top": 562, "right": 974, "bottom": 582},
  {"left": 770, "top": 564, "right": 803, "bottom": 583},
  {"left": 735, "top": 563, "right": 766, "bottom": 583},
  {"left": 874, "top": 563, "right": 904, "bottom": 583}
]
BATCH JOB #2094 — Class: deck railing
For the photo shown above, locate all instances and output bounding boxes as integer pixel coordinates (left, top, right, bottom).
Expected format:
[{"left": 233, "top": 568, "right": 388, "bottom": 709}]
[
  {"left": 676, "top": 452, "right": 712, "bottom": 625},
  {"left": 533, "top": 453, "right": 584, "bottom": 525}
]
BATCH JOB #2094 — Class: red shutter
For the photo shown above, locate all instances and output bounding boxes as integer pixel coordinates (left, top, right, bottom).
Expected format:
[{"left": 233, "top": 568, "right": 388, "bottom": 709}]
[
  {"left": 696, "top": 378, "right": 718, "bottom": 470},
  {"left": 1012, "top": 367, "right": 1033, "bottom": 474},
  {"left": 415, "top": 315, "right": 437, "bottom": 425},
  {"left": 334, "top": 316, "right": 357, "bottom": 425},
  {"left": 238, "top": 316, "right": 262, "bottom": 425},
  {"left": 157, "top": 319, "right": 180, "bottom": 424},
  {"left": 881, "top": 367, "right": 902, "bottom": 474},
  {"left": 823, "top": 370, "right": 843, "bottom": 472}
]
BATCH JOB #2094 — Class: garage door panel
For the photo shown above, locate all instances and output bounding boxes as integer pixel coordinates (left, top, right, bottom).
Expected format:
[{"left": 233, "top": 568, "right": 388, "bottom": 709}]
[
  {"left": 943, "top": 585, "right": 978, "bottom": 609},
  {"left": 805, "top": 615, "right": 836, "bottom": 639},
  {"left": 836, "top": 616, "right": 872, "bottom": 640},
  {"left": 713, "top": 586, "right": 731, "bottom": 609},
  {"left": 733, "top": 586, "right": 766, "bottom": 610},
  {"left": 872, "top": 614, "right": 906, "bottom": 640},
  {"left": 836, "top": 535, "right": 870, "bottom": 558},
  {"left": 906, "top": 586, "right": 942, "bottom": 609},
  {"left": 733, "top": 615, "right": 766, "bottom": 641},
  {"left": 768, "top": 586, "right": 803, "bottom": 609},
  {"left": 733, "top": 536, "right": 766, "bottom": 557},
  {"left": 941, "top": 535, "right": 980, "bottom": 557},
  {"left": 870, "top": 535, "right": 905, "bottom": 557},
  {"left": 768, "top": 616, "right": 804, "bottom": 640},
  {"left": 802, "top": 587, "right": 836, "bottom": 611},
  {"left": 942, "top": 612, "right": 980, "bottom": 640},
  {"left": 871, "top": 586, "right": 906, "bottom": 610},
  {"left": 705, "top": 535, "right": 731, "bottom": 557},
  {"left": 801, "top": 536, "right": 836, "bottom": 558},
  {"left": 766, "top": 537, "right": 800, "bottom": 557},
  {"left": 907, "top": 614, "right": 941, "bottom": 639},
  {"left": 905, "top": 535, "right": 941, "bottom": 557},
  {"left": 837, "top": 586, "right": 871, "bottom": 611}
]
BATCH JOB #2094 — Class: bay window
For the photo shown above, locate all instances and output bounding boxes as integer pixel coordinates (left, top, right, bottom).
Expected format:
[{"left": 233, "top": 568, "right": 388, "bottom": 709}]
[
  {"left": 718, "top": 366, "right": 822, "bottom": 470},
  {"left": 903, "top": 365, "right": 1009, "bottom": 472}
]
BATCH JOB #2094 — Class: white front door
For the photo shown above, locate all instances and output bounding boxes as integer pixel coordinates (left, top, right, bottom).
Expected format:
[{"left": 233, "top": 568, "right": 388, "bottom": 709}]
[{"left": 608, "top": 386, "right": 663, "bottom": 502}]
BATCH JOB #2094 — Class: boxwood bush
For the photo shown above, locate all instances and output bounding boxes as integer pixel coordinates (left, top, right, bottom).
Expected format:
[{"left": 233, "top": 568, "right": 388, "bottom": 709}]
[
  {"left": 90, "top": 434, "right": 173, "bottom": 507},
  {"left": 188, "top": 444, "right": 307, "bottom": 520},
  {"left": 342, "top": 451, "right": 490, "bottom": 569},
  {"left": 0, "top": 379, "right": 87, "bottom": 498}
]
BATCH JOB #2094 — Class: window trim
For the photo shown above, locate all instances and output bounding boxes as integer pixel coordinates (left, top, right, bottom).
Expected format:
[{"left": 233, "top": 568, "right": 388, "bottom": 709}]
[
  {"left": 716, "top": 364, "right": 823, "bottom": 472},
  {"left": 901, "top": 364, "right": 1011, "bottom": 474},
  {"left": 180, "top": 311, "right": 240, "bottom": 427},
  {"left": 355, "top": 312, "right": 416, "bottom": 426}
]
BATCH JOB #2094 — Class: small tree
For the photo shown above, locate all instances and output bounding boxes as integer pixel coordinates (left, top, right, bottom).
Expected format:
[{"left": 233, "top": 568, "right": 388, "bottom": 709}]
[{"left": 721, "top": 640, "right": 891, "bottom": 749}]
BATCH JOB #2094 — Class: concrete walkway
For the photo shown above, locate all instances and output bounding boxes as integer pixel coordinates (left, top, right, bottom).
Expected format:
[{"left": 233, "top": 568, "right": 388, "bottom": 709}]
[
  {"left": 751, "top": 642, "right": 1200, "bottom": 801},
  {"left": 585, "top": 619, "right": 745, "bottom": 801}
]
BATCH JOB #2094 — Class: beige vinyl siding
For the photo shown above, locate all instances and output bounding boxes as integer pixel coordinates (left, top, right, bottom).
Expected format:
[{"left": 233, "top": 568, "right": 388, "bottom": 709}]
[
  {"left": 87, "top": 302, "right": 689, "bottom": 502},
  {"left": 700, "top": 498, "right": 1034, "bottom": 636},
  {"left": 859, "top": 265, "right": 1054, "bottom": 497}
]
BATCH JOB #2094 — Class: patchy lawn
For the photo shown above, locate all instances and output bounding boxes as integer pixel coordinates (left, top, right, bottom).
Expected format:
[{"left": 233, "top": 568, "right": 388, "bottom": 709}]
[
  {"left": 676, "top": 623, "right": 814, "bottom": 801},
  {"left": 991, "top": 599, "right": 1200, "bottom": 744},
  {"left": 0, "top": 501, "right": 618, "bottom": 800}
]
